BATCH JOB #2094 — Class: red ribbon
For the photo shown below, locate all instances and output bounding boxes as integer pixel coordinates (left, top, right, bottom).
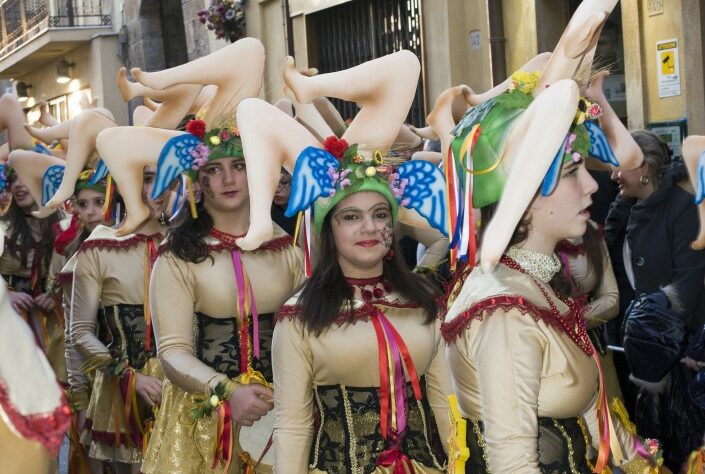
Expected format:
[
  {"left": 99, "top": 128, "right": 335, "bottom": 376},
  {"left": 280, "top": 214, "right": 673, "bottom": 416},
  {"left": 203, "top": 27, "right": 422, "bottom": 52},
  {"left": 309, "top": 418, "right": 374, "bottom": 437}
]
[
  {"left": 591, "top": 350, "right": 611, "bottom": 473},
  {"left": 376, "top": 447, "right": 416, "bottom": 474},
  {"left": 371, "top": 314, "right": 391, "bottom": 438},
  {"left": 212, "top": 401, "right": 234, "bottom": 471}
]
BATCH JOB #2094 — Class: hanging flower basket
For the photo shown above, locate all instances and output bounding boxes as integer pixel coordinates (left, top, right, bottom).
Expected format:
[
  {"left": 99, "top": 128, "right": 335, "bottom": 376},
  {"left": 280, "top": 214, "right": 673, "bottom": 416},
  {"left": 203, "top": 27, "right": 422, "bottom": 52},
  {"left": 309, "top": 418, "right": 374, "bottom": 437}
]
[{"left": 198, "top": 0, "right": 247, "bottom": 43}]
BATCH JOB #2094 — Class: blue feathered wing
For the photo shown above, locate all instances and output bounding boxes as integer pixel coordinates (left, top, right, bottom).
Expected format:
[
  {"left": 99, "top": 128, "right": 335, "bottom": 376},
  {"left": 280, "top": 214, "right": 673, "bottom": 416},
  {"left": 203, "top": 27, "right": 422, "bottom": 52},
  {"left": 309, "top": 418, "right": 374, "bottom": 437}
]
[
  {"left": 696, "top": 151, "right": 705, "bottom": 205},
  {"left": 88, "top": 159, "right": 109, "bottom": 186},
  {"left": 585, "top": 121, "right": 620, "bottom": 167},
  {"left": 285, "top": 147, "right": 338, "bottom": 217},
  {"left": 541, "top": 134, "right": 569, "bottom": 196},
  {"left": 151, "top": 134, "right": 201, "bottom": 200},
  {"left": 42, "top": 164, "right": 65, "bottom": 206},
  {"left": 396, "top": 160, "right": 448, "bottom": 236}
]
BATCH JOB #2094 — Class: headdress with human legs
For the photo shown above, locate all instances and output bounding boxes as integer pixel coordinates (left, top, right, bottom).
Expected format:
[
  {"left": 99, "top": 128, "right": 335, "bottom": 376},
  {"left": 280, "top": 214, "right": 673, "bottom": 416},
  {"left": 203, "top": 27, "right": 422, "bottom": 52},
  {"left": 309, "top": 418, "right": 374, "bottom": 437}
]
[
  {"left": 23, "top": 108, "right": 116, "bottom": 210},
  {"left": 682, "top": 136, "right": 705, "bottom": 251},
  {"left": 95, "top": 37, "right": 264, "bottom": 236},
  {"left": 428, "top": 0, "right": 643, "bottom": 273},
  {"left": 235, "top": 51, "right": 447, "bottom": 263}
]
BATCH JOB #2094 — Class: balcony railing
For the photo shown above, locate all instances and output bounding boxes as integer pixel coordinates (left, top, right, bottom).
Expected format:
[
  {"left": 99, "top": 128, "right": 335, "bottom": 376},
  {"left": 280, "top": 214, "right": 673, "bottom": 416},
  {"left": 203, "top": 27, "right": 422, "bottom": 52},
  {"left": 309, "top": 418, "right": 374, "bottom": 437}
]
[{"left": 0, "top": 0, "right": 111, "bottom": 58}]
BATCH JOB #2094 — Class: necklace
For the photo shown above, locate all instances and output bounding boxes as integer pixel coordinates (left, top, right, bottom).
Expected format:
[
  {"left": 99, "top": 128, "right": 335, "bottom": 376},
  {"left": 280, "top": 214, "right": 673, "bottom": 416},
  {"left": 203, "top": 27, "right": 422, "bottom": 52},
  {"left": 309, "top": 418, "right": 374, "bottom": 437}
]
[
  {"left": 345, "top": 275, "right": 392, "bottom": 302},
  {"left": 506, "top": 246, "right": 561, "bottom": 283},
  {"left": 501, "top": 255, "right": 593, "bottom": 355},
  {"left": 210, "top": 228, "right": 246, "bottom": 246}
]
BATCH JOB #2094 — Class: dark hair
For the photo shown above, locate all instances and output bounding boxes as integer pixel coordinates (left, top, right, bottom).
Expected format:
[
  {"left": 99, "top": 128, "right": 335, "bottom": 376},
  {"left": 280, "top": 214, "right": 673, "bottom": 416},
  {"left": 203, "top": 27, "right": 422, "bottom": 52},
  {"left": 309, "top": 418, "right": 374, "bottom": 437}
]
[
  {"left": 0, "top": 199, "right": 60, "bottom": 279},
  {"left": 164, "top": 199, "right": 215, "bottom": 263},
  {"left": 481, "top": 203, "right": 605, "bottom": 299},
  {"left": 631, "top": 130, "right": 672, "bottom": 189},
  {"left": 296, "top": 211, "right": 440, "bottom": 336}
]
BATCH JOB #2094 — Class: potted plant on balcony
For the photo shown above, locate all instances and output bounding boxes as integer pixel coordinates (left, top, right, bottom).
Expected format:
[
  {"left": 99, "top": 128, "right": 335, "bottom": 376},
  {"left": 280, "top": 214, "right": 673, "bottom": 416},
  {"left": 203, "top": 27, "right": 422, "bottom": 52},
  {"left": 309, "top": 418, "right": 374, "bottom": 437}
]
[{"left": 198, "top": 0, "right": 247, "bottom": 43}]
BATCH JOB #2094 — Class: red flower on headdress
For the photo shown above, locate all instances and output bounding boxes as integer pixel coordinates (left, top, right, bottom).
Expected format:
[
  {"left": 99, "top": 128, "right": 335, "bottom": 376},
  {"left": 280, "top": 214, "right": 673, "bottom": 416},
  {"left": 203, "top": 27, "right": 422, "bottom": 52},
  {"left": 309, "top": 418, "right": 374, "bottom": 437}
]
[
  {"left": 323, "top": 136, "right": 349, "bottom": 159},
  {"left": 186, "top": 119, "right": 207, "bottom": 139}
]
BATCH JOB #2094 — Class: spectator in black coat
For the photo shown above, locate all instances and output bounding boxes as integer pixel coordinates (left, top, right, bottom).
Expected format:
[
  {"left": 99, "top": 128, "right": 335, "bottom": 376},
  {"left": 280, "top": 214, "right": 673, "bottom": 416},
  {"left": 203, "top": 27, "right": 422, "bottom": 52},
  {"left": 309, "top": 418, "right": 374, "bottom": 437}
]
[{"left": 605, "top": 130, "right": 705, "bottom": 470}]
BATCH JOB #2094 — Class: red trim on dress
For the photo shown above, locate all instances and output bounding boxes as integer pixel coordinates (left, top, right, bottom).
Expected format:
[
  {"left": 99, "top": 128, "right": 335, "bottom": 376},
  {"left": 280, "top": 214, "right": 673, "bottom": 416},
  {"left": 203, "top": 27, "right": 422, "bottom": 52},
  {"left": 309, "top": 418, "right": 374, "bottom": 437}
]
[
  {"left": 56, "top": 271, "right": 73, "bottom": 287},
  {"left": 78, "top": 233, "right": 163, "bottom": 253},
  {"left": 0, "top": 377, "right": 71, "bottom": 456},
  {"left": 440, "top": 294, "right": 592, "bottom": 354},
  {"left": 158, "top": 234, "right": 294, "bottom": 255}
]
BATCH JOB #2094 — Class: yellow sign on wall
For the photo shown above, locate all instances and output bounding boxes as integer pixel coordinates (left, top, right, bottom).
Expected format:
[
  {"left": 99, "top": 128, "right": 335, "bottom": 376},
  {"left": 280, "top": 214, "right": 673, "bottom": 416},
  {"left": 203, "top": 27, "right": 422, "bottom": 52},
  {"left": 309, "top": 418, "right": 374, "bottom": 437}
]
[{"left": 656, "top": 39, "right": 680, "bottom": 98}]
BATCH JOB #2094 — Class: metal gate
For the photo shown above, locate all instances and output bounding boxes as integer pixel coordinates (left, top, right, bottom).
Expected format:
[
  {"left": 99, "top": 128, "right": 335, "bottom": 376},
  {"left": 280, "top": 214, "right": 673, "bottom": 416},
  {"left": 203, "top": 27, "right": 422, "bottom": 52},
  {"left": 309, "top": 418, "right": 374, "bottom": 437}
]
[{"left": 310, "top": 0, "right": 425, "bottom": 127}]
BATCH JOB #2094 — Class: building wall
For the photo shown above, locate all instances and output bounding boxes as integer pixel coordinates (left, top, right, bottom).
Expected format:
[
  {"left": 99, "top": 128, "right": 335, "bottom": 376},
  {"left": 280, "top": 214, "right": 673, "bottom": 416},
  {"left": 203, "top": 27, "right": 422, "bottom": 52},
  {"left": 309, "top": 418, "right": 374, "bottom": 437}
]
[
  {"left": 14, "top": 36, "right": 127, "bottom": 125},
  {"left": 638, "top": 0, "right": 685, "bottom": 124}
]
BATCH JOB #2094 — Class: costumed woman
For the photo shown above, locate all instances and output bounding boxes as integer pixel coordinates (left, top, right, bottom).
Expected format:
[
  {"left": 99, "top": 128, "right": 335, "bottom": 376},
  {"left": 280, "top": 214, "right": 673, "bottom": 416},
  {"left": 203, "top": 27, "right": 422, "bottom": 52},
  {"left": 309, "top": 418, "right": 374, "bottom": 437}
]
[
  {"left": 0, "top": 151, "right": 63, "bottom": 381},
  {"left": 119, "top": 38, "right": 303, "bottom": 474},
  {"left": 437, "top": 2, "right": 666, "bottom": 472},
  {"left": 67, "top": 165, "right": 165, "bottom": 472},
  {"left": 235, "top": 50, "right": 451, "bottom": 473}
]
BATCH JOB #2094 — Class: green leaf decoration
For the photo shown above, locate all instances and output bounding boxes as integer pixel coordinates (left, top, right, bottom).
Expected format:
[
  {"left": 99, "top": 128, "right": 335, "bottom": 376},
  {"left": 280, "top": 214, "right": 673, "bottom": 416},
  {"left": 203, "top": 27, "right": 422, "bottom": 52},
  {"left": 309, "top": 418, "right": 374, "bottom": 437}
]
[{"left": 342, "top": 143, "right": 359, "bottom": 162}]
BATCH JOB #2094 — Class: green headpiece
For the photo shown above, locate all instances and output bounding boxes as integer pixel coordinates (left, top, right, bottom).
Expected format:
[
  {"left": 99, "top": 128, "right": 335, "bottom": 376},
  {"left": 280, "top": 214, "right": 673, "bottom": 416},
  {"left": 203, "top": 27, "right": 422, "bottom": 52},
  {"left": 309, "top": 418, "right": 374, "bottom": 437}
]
[
  {"left": 75, "top": 168, "right": 107, "bottom": 195},
  {"left": 286, "top": 136, "right": 448, "bottom": 236},
  {"left": 449, "top": 70, "right": 604, "bottom": 208}
]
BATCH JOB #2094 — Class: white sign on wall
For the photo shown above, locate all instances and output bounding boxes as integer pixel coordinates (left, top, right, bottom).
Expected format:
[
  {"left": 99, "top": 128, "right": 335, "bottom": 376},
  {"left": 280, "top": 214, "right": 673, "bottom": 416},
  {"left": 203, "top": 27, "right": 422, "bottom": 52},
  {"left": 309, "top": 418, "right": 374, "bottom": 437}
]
[
  {"left": 469, "top": 30, "right": 481, "bottom": 50},
  {"left": 656, "top": 39, "right": 681, "bottom": 98}
]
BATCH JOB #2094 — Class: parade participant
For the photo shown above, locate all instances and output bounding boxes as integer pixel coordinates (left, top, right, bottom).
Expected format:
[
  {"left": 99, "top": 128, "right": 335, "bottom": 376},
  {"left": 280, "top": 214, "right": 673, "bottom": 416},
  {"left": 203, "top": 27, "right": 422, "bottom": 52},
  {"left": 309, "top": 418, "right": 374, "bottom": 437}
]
[
  {"left": 436, "top": 1, "right": 666, "bottom": 471},
  {"left": 0, "top": 279, "right": 71, "bottom": 474},
  {"left": 69, "top": 165, "right": 165, "bottom": 473},
  {"left": 125, "top": 37, "right": 301, "bottom": 474},
  {"left": 235, "top": 50, "right": 451, "bottom": 473},
  {"left": 1, "top": 152, "right": 63, "bottom": 377},
  {"left": 94, "top": 38, "right": 264, "bottom": 236}
]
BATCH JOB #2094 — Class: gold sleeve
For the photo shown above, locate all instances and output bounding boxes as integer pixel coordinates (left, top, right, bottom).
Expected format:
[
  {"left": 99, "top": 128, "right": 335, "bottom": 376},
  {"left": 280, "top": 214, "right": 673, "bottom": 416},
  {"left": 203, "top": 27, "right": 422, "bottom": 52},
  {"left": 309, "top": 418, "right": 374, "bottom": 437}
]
[
  {"left": 471, "top": 308, "right": 545, "bottom": 473},
  {"left": 424, "top": 320, "right": 452, "bottom": 448},
  {"left": 271, "top": 316, "right": 314, "bottom": 473},
  {"left": 150, "top": 253, "right": 228, "bottom": 394},
  {"left": 71, "top": 248, "right": 110, "bottom": 361},
  {"left": 581, "top": 394, "right": 638, "bottom": 465},
  {"left": 62, "top": 276, "right": 90, "bottom": 398},
  {"left": 586, "top": 241, "right": 619, "bottom": 328}
]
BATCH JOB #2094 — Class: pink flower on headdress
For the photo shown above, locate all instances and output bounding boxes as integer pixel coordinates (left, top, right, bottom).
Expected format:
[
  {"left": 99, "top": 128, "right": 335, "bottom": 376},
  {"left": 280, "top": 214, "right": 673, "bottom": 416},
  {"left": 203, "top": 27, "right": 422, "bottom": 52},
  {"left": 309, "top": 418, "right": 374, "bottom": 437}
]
[
  {"left": 327, "top": 166, "right": 352, "bottom": 193},
  {"left": 190, "top": 143, "right": 211, "bottom": 170},
  {"left": 219, "top": 129, "right": 231, "bottom": 141},
  {"left": 587, "top": 103, "right": 603, "bottom": 120},
  {"left": 388, "top": 170, "right": 409, "bottom": 204}
]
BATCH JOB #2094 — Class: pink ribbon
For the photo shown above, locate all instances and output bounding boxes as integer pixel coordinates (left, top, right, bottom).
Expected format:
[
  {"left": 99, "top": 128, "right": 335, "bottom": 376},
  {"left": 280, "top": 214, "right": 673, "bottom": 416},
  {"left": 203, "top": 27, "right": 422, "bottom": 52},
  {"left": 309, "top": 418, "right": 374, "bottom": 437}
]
[{"left": 231, "top": 250, "right": 260, "bottom": 361}]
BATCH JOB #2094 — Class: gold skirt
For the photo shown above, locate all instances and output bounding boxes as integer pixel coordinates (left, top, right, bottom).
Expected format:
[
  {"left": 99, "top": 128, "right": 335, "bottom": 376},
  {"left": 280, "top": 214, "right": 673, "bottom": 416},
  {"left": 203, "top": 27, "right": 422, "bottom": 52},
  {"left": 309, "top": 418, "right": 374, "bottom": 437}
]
[
  {"left": 142, "top": 379, "right": 272, "bottom": 474},
  {"left": 80, "top": 357, "right": 162, "bottom": 464}
]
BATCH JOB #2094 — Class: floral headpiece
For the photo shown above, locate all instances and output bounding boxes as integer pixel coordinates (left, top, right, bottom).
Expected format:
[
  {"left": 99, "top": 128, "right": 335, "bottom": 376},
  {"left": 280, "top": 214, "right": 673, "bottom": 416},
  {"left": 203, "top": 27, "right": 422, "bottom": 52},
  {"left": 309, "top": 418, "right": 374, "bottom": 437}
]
[
  {"left": 150, "top": 117, "right": 244, "bottom": 200},
  {"left": 444, "top": 69, "right": 620, "bottom": 268},
  {"left": 450, "top": 69, "right": 614, "bottom": 209},
  {"left": 75, "top": 168, "right": 107, "bottom": 195},
  {"left": 286, "top": 135, "right": 447, "bottom": 235}
]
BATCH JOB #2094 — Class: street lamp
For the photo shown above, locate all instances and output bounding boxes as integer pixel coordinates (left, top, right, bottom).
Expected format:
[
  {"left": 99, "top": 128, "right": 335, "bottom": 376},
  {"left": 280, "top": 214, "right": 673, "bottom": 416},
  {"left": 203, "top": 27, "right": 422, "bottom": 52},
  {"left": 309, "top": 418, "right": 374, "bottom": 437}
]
[
  {"left": 16, "top": 81, "right": 31, "bottom": 102},
  {"left": 56, "top": 59, "right": 74, "bottom": 84}
]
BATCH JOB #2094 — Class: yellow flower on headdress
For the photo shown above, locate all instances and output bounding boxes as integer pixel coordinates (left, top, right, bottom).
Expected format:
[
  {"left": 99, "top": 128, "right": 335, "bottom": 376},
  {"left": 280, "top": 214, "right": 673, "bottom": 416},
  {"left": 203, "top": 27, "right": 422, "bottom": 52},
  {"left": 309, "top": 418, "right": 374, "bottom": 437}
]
[
  {"left": 78, "top": 169, "right": 94, "bottom": 181},
  {"left": 509, "top": 70, "right": 541, "bottom": 94},
  {"left": 195, "top": 107, "right": 208, "bottom": 121},
  {"left": 209, "top": 136, "right": 221, "bottom": 146}
]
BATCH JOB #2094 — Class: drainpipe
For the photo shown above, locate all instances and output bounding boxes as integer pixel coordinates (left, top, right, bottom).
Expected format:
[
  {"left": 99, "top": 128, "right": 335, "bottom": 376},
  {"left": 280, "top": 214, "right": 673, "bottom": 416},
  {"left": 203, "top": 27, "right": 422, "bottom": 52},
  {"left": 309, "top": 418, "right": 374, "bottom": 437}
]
[{"left": 487, "top": 0, "right": 506, "bottom": 86}]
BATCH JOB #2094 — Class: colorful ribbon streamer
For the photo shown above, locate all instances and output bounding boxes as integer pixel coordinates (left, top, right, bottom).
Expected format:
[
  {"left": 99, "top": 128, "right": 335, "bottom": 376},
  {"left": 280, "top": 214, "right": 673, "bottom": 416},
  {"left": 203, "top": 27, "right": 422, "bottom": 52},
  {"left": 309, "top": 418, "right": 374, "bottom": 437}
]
[{"left": 370, "top": 307, "right": 422, "bottom": 471}]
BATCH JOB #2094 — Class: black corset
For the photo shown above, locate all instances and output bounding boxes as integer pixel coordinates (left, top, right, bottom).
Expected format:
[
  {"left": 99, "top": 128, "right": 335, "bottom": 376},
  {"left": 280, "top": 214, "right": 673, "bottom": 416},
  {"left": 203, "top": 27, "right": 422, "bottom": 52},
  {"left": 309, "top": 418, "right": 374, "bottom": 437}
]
[
  {"left": 3, "top": 274, "right": 32, "bottom": 293},
  {"left": 309, "top": 377, "right": 447, "bottom": 473},
  {"left": 97, "top": 304, "right": 155, "bottom": 370},
  {"left": 193, "top": 312, "right": 273, "bottom": 382},
  {"left": 464, "top": 417, "right": 592, "bottom": 473}
]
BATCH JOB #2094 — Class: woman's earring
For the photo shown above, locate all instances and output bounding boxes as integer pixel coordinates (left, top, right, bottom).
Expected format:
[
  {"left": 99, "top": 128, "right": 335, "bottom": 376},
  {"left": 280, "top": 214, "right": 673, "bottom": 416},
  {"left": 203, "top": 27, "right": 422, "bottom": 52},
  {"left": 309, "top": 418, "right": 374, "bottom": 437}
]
[
  {"left": 639, "top": 175, "right": 650, "bottom": 185},
  {"left": 385, "top": 248, "right": 394, "bottom": 260},
  {"left": 158, "top": 212, "right": 168, "bottom": 226}
]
